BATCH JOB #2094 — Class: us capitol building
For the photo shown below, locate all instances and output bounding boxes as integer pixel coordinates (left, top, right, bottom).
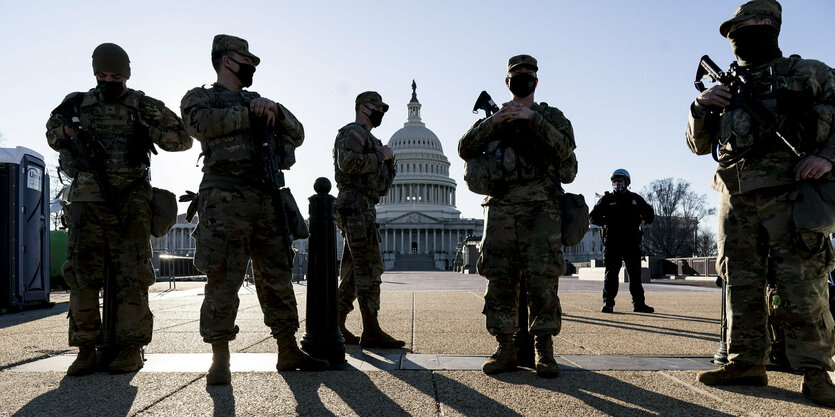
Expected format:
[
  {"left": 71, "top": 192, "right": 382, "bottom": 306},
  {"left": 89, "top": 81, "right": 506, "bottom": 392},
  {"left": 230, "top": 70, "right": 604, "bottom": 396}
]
[
  {"left": 152, "top": 82, "right": 484, "bottom": 272},
  {"left": 376, "top": 82, "right": 483, "bottom": 270}
]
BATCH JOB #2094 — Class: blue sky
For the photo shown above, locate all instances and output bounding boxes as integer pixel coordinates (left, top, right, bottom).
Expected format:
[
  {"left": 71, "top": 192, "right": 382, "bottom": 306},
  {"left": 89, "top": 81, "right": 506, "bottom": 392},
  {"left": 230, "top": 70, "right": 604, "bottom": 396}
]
[{"left": 1, "top": 0, "right": 833, "bottom": 229}]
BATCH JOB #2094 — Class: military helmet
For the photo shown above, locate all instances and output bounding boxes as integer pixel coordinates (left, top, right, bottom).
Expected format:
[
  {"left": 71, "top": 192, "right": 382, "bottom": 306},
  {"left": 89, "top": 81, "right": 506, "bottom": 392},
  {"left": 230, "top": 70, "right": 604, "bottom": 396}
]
[{"left": 610, "top": 168, "right": 631, "bottom": 185}]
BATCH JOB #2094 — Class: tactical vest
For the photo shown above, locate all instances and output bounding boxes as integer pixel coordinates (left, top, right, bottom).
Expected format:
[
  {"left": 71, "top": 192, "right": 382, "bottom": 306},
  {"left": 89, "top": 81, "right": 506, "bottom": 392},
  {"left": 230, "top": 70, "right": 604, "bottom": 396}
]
[
  {"left": 60, "top": 90, "right": 149, "bottom": 179},
  {"left": 200, "top": 87, "right": 263, "bottom": 177},
  {"left": 715, "top": 56, "right": 801, "bottom": 166},
  {"left": 463, "top": 105, "right": 557, "bottom": 195},
  {"left": 333, "top": 124, "right": 393, "bottom": 199}
]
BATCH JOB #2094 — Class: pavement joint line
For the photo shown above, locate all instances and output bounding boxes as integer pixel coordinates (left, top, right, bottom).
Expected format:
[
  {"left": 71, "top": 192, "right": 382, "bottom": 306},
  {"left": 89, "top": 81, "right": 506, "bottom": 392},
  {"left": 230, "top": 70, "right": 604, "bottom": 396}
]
[
  {"left": 7, "top": 354, "right": 718, "bottom": 373},
  {"left": 411, "top": 292, "right": 416, "bottom": 350},
  {"left": 467, "top": 291, "right": 483, "bottom": 300},
  {"left": 155, "top": 319, "right": 200, "bottom": 332},
  {"left": 238, "top": 335, "right": 274, "bottom": 353},
  {"left": 657, "top": 370, "right": 761, "bottom": 417},
  {"left": 129, "top": 373, "right": 206, "bottom": 416}
]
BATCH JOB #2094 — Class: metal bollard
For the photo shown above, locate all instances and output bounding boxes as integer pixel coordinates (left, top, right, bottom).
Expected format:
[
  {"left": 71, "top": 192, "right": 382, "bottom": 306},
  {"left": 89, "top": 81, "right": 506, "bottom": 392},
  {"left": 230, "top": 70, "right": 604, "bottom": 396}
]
[
  {"left": 514, "top": 275, "right": 535, "bottom": 368},
  {"left": 300, "top": 178, "right": 345, "bottom": 367}
]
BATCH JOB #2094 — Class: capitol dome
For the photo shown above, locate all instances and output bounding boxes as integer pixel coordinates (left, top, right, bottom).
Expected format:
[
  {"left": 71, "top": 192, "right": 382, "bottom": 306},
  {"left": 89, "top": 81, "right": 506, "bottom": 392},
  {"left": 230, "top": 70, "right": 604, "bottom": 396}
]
[
  {"left": 375, "top": 81, "right": 482, "bottom": 271},
  {"left": 377, "top": 81, "right": 460, "bottom": 219}
]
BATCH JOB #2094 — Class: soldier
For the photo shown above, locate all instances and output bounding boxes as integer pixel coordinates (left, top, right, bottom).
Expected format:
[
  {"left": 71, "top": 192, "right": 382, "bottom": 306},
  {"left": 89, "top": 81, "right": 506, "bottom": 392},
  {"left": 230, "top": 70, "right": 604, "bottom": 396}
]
[
  {"left": 589, "top": 169, "right": 655, "bottom": 314},
  {"left": 687, "top": 0, "right": 835, "bottom": 406},
  {"left": 45, "top": 43, "right": 192, "bottom": 375},
  {"left": 459, "top": 55, "right": 577, "bottom": 378},
  {"left": 181, "top": 34, "right": 328, "bottom": 385},
  {"left": 334, "top": 91, "right": 404, "bottom": 349}
]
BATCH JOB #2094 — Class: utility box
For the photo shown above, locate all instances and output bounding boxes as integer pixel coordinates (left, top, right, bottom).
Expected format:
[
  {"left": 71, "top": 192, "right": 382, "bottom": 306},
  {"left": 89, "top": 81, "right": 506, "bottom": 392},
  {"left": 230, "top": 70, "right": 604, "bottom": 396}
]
[{"left": 0, "top": 146, "right": 51, "bottom": 313}]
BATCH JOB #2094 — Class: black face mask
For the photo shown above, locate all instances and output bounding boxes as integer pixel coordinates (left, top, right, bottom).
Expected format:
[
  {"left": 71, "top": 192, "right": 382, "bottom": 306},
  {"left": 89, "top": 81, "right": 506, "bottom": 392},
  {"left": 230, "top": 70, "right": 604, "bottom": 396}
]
[
  {"left": 229, "top": 58, "right": 256, "bottom": 87},
  {"left": 508, "top": 73, "right": 537, "bottom": 98},
  {"left": 728, "top": 25, "right": 781, "bottom": 67},
  {"left": 368, "top": 108, "right": 384, "bottom": 127},
  {"left": 96, "top": 80, "right": 124, "bottom": 102}
]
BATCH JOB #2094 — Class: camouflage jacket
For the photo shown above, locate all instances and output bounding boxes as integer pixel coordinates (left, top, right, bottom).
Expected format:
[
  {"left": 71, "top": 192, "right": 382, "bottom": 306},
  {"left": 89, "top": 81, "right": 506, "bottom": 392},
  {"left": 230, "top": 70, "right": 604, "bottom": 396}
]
[
  {"left": 687, "top": 56, "right": 835, "bottom": 195},
  {"left": 458, "top": 101, "right": 576, "bottom": 204},
  {"left": 45, "top": 88, "right": 192, "bottom": 202},
  {"left": 333, "top": 122, "right": 394, "bottom": 204},
  {"left": 180, "top": 83, "right": 304, "bottom": 189}
]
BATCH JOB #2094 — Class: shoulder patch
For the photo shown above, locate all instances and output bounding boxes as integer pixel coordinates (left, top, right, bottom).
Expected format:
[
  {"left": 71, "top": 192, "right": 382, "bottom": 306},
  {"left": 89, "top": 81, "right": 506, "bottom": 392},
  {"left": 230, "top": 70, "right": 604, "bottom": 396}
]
[{"left": 351, "top": 130, "right": 366, "bottom": 143}]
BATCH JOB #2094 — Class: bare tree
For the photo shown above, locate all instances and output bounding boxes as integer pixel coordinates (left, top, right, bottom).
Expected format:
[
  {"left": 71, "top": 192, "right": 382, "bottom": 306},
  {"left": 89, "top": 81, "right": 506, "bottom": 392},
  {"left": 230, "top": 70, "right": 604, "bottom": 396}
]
[
  {"left": 641, "top": 178, "right": 716, "bottom": 257},
  {"left": 695, "top": 226, "right": 718, "bottom": 256}
]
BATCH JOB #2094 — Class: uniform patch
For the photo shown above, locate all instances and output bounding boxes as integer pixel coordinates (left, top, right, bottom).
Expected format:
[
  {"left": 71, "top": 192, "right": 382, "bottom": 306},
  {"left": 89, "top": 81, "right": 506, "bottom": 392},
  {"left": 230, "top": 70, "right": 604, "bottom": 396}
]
[{"left": 351, "top": 131, "right": 365, "bottom": 143}]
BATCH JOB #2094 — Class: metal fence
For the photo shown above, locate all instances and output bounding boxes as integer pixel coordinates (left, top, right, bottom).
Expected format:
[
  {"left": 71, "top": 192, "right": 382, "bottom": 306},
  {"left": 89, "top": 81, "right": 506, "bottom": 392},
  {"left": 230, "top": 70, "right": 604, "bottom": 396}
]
[
  {"left": 157, "top": 254, "right": 204, "bottom": 280},
  {"left": 664, "top": 257, "right": 717, "bottom": 277}
]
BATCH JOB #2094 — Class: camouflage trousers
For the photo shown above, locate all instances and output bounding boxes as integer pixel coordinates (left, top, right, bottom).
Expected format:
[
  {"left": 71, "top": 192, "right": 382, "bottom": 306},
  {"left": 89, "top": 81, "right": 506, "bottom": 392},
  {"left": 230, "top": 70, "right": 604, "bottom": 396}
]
[
  {"left": 63, "top": 183, "right": 155, "bottom": 347},
  {"left": 194, "top": 186, "right": 298, "bottom": 343},
  {"left": 718, "top": 188, "right": 835, "bottom": 370},
  {"left": 335, "top": 198, "right": 384, "bottom": 316},
  {"left": 478, "top": 200, "right": 565, "bottom": 336}
]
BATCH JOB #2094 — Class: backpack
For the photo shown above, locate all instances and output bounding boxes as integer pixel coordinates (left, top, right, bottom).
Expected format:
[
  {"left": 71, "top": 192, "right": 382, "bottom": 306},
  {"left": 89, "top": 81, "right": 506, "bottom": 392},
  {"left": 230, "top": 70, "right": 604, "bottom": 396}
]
[{"left": 561, "top": 192, "right": 589, "bottom": 246}]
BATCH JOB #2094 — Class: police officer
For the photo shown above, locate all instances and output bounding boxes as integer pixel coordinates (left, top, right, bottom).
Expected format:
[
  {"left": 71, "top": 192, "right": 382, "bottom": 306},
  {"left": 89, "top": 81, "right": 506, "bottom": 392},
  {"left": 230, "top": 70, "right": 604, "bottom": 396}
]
[
  {"left": 687, "top": 1, "right": 835, "bottom": 406},
  {"left": 334, "top": 91, "right": 404, "bottom": 349},
  {"left": 181, "top": 34, "right": 327, "bottom": 385},
  {"left": 45, "top": 43, "right": 192, "bottom": 375},
  {"left": 459, "top": 55, "right": 577, "bottom": 378},
  {"left": 589, "top": 169, "right": 655, "bottom": 314}
]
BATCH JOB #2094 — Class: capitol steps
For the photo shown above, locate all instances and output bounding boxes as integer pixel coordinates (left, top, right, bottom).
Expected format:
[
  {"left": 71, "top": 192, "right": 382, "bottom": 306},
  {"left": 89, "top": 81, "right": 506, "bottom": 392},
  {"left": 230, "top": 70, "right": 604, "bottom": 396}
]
[{"left": 390, "top": 254, "right": 438, "bottom": 271}]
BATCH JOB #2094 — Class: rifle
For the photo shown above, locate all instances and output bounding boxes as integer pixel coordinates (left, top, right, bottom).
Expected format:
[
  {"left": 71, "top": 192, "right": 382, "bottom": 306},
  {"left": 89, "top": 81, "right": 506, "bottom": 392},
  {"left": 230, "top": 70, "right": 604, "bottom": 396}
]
[
  {"left": 253, "top": 117, "right": 290, "bottom": 236},
  {"left": 52, "top": 96, "right": 119, "bottom": 205},
  {"left": 472, "top": 91, "right": 500, "bottom": 117},
  {"left": 694, "top": 55, "right": 806, "bottom": 161}
]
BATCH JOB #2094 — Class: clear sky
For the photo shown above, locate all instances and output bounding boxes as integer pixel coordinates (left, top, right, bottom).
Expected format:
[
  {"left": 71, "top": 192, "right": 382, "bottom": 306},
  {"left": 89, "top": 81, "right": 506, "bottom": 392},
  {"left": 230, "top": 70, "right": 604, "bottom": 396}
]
[{"left": 1, "top": 0, "right": 833, "bottom": 229}]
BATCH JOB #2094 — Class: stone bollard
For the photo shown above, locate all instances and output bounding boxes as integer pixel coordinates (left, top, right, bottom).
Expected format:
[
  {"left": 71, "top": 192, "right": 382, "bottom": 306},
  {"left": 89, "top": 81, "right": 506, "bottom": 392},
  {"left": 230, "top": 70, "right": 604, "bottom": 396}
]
[
  {"left": 300, "top": 178, "right": 345, "bottom": 367},
  {"left": 514, "top": 276, "right": 535, "bottom": 368}
]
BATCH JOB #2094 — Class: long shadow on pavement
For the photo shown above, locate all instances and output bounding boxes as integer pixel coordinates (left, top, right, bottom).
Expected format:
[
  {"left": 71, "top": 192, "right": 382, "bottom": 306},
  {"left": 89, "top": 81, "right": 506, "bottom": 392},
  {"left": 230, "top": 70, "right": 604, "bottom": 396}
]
[
  {"left": 282, "top": 370, "right": 410, "bottom": 416},
  {"left": 390, "top": 371, "right": 525, "bottom": 416},
  {"left": 206, "top": 384, "right": 236, "bottom": 417},
  {"left": 562, "top": 314, "right": 720, "bottom": 343},
  {"left": 0, "top": 304, "right": 67, "bottom": 330},
  {"left": 442, "top": 370, "right": 737, "bottom": 416},
  {"left": 11, "top": 373, "right": 138, "bottom": 417}
]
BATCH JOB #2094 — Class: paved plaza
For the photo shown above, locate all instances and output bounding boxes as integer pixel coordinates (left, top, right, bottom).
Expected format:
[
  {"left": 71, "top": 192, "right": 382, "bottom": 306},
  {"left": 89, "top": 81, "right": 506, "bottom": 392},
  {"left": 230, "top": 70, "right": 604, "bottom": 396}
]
[{"left": 1, "top": 271, "right": 833, "bottom": 416}]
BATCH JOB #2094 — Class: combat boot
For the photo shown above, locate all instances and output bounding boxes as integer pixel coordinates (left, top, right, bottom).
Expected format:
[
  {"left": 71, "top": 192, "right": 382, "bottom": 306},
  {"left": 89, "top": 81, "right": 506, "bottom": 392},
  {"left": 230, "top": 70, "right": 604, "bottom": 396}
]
[
  {"left": 206, "top": 342, "right": 231, "bottom": 385},
  {"left": 339, "top": 311, "right": 360, "bottom": 345},
  {"left": 359, "top": 313, "right": 405, "bottom": 349},
  {"left": 696, "top": 361, "right": 767, "bottom": 386},
  {"left": 108, "top": 346, "right": 144, "bottom": 374},
  {"left": 275, "top": 335, "right": 329, "bottom": 371},
  {"left": 633, "top": 304, "right": 655, "bottom": 313},
  {"left": 482, "top": 334, "right": 517, "bottom": 375},
  {"left": 801, "top": 369, "right": 835, "bottom": 407},
  {"left": 66, "top": 344, "right": 97, "bottom": 376},
  {"left": 534, "top": 335, "right": 559, "bottom": 378}
]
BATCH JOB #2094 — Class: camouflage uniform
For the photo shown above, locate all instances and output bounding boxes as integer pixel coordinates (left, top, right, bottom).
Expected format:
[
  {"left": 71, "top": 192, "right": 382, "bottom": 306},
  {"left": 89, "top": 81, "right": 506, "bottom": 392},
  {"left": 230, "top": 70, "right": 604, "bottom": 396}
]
[
  {"left": 333, "top": 122, "right": 393, "bottom": 317},
  {"left": 181, "top": 83, "right": 305, "bottom": 343},
  {"left": 687, "top": 56, "right": 835, "bottom": 370},
  {"left": 459, "top": 102, "right": 576, "bottom": 336},
  {"left": 46, "top": 88, "right": 192, "bottom": 347}
]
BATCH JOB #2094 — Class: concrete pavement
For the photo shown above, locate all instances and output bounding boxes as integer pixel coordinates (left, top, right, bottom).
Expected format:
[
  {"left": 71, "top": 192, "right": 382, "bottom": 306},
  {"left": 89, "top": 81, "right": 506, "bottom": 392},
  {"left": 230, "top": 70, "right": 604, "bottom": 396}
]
[{"left": 1, "top": 271, "right": 833, "bottom": 416}]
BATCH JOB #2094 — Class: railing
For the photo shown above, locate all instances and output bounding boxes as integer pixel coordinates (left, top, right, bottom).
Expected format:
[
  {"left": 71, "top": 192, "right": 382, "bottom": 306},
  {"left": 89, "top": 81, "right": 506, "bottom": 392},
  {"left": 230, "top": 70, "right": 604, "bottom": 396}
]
[{"left": 664, "top": 257, "right": 717, "bottom": 277}]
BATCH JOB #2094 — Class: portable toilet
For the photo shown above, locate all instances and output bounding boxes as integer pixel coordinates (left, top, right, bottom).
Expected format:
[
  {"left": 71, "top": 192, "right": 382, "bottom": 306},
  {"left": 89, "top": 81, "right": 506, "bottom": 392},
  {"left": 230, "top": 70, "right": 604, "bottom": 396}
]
[{"left": 0, "top": 146, "right": 51, "bottom": 312}]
